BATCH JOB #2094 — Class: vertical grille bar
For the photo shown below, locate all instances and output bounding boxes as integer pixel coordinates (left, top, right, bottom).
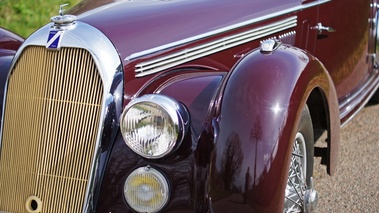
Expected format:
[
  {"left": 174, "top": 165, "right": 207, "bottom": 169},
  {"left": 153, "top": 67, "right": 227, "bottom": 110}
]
[{"left": 0, "top": 46, "right": 103, "bottom": 213}]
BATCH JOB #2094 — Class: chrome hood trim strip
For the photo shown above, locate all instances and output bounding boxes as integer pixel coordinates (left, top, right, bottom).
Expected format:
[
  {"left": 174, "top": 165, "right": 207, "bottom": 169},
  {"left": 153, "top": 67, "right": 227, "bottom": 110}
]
[
  {"left": 126, "top": 0, "right": 330, "bottom": 62},
  {"left": 0, "top": 21, "right": 122, "bottom": 213},
  {"left": 135, "top": 16, "right": 297, "bottom": 77}
]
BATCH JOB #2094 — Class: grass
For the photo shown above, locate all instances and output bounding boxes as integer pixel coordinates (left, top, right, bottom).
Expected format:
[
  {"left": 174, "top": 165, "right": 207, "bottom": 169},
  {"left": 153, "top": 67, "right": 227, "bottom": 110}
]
[{"left": 0, "top": 0, "right": 81, "bottom": 38}]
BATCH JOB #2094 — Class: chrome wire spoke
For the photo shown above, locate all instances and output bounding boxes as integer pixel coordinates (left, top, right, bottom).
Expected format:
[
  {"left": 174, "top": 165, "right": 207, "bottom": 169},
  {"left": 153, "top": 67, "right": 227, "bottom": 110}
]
[
  {"left": 284, "top": 133, "right": 308, "bottom": 212},
  {"left": 288, "top": 174, "right": 302, "bottom": 200},
  {"left": 293, "top": 158, "right": 305, "bottom": 196},
  {"left": 284, "top": 195, "right": 302, "bottom": 208},
  {"left": 292, "top": 152, "right": 303, "bottom": 158}
]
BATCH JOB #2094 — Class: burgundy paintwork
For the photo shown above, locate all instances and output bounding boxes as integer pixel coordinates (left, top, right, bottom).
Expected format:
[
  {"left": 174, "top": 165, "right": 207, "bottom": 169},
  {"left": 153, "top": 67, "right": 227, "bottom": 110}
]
[
  {"left": 210, "top": 45, "right": 340, "bottom": 212},
  {"left": 0, "top": 0, "right": 377, "bottom": 212},
  {"left": 69, "top": 0, "right": 374, "bottom": 124},
  {"left": 0, "top": 28, "right": 23, "bottom": 51},
  {"left": 0, "top": 28, "right": 24, "bottom": 121}
]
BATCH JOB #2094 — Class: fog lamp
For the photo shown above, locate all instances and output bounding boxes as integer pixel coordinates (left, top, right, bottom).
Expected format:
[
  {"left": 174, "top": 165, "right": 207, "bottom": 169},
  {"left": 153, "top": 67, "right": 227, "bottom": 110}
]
[
  {"left": 124, "top": 166, "right": 169, "bottom": 213},
  {"left": 120, "top": 94, "right": 189, "bottom": 159}
]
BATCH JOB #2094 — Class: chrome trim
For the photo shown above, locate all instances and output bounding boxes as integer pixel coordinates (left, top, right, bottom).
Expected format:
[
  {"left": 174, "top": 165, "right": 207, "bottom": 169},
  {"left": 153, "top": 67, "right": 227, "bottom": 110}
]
[
  {"left": 304, "top": 177, "right": 318, "bottom": 212},
  {"left": 120, "top": 94, "right": 190, "bottom": 159},
  {"left": 59, "top": 3, "right": 69, "bottom": 16},
  {"left": 50, "top": 4, "right": 76, "bottom": 29},
  {"left": 50, "top": 15, "right": 77, "bottom": 26},
  {"left": 284, "top": 132, "right": 308, "bottom": 212},
  {"left": 124, "top": 166, "right": 170, "bottom": 212},
  {"left": 311, "top": 22, "right": 336, "bottom": 34},
  {"left": 135, "top": 16, "right": 297, "bottom": 77},
  {"left": 278, "top": 30, "right": 296, "bottom": 45},
  {"left": 0, "top": 21, "right": 122, "bottom": 213},
  {"left": 125, "top": 0, "right": 331, "bottom": 61},
  {"left": 260, "top": 39, "right": 282, "bottom": 53},
  {"left": 340, "top": 70, "right": 379, "bottom": 126}
]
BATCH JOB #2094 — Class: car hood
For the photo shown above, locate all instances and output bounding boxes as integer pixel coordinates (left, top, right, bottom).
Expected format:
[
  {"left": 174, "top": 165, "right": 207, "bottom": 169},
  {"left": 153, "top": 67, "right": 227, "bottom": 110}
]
[{"left": 70, "top": 0, "right": 299, "bottom": 62}]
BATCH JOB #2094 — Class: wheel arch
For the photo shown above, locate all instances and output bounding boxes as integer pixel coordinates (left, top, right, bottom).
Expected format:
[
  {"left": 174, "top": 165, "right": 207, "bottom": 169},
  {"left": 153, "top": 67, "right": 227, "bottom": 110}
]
[{"left": 306, "top": 85, "right": 339, "bottom": 175}]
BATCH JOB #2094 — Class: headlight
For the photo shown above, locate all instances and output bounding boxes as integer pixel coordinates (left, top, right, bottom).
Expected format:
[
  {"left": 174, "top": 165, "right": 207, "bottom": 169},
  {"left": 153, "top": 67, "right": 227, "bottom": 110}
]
[
  {"left": 120, "top": 94, "right": 189, "bottom": 159},
  {"left": 124, "top": 166, "right": 169, "bottom": 213}
]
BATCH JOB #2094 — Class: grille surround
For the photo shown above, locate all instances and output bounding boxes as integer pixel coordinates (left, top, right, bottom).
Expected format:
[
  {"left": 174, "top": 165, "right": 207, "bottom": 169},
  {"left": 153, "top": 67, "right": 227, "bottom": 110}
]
[{"left": 0, "top": 21, "right": 122, "bottom": 213}]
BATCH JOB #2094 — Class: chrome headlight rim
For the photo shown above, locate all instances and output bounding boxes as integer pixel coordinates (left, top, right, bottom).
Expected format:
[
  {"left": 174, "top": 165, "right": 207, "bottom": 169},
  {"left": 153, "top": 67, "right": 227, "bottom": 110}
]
[
  {"left": 120, "top": 94, "right": 189, "bottom": 159},
  {"left": 124, "top": 166, "right": 170, "bottom": 213}
]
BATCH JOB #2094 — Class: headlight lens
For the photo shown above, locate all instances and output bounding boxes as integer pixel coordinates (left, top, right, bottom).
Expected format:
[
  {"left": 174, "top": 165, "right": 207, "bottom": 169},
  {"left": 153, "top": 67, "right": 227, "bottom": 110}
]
[
  {"left": 124, "top": 166, "right": 169, "bottom": 213},
  {"left": 120, "top": 94, "right": 189, "bottom": 159}
]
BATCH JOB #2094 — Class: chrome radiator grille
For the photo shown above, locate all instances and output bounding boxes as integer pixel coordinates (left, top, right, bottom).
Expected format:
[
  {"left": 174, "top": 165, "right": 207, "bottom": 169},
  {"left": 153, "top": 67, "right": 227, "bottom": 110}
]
[{"left": 0, "top": 46, "right": 103, "bottom": 212}]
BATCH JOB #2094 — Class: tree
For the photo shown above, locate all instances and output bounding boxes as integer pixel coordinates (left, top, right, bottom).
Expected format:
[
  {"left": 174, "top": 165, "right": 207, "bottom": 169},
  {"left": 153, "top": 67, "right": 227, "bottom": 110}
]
[{"left": 220, "top": 131, "right": 244, "bottom": 190}]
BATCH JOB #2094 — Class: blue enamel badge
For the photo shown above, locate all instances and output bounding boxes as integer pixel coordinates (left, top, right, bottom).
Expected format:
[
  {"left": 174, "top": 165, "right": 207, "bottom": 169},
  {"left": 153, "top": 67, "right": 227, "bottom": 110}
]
[{"left": 46, "top": 30, "right": 64, "bottom": 50}]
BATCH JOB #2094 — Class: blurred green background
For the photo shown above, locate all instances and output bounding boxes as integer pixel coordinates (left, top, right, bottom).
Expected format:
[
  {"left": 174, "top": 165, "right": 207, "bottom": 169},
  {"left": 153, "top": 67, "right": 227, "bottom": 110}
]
[{"left": 0, "top": 0, "right": 81, "bottom": 38}]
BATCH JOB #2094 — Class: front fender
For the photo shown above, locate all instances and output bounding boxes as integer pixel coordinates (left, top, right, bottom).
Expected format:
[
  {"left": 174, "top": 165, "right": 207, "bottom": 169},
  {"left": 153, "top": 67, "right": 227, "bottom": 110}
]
[
  {"left": 0, "top": 28, "right": 23, "bottom": 52},
  {"left": 0, "top": 55, "right": 13, "bottom": 115},
  {"left": 0, "top": 28, "right": 24, "bottom": 121},
  {"left": 210, "top": 45, "right": 339, "bottom": 212}
]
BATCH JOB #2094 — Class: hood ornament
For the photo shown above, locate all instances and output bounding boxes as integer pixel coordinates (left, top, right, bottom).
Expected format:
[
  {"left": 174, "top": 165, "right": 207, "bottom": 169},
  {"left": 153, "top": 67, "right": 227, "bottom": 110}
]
[
  {"left": 47, "top": 4, "right": 76, "bottom": 50},
  {"left": 50, "top": 3, "right": 77, "bottom": 26}
]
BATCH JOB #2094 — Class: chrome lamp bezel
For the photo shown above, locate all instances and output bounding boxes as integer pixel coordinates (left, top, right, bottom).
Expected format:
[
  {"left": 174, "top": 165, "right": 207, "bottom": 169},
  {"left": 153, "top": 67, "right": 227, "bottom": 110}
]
[{"left": 120, "top": 94, "right": 189, "bottom": 159}]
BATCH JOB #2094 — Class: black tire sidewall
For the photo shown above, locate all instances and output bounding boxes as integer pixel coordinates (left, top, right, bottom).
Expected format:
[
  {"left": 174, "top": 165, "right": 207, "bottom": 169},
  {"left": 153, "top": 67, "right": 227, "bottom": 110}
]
[{"left": 296, "top": 105, "right": 314, "bottom": 186}]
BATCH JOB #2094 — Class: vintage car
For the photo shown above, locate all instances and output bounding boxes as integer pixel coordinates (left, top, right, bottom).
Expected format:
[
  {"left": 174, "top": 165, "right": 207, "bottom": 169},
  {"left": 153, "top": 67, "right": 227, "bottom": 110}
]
[{"left": 0, "top": 0, "right": 377, "bottom": 212}]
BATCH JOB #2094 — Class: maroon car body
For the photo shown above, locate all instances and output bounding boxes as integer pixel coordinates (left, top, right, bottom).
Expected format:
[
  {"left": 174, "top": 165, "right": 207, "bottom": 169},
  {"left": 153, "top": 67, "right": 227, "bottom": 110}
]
[{"left": 0, "top": 0, "right": 377, "bottom": 212}]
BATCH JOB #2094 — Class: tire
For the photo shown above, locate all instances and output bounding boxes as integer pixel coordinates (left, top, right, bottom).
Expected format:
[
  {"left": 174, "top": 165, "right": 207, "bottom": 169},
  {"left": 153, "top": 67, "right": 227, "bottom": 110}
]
[
  {"left": 370, "top": 89, "right": 379, "bottom": 103},
  {"left": 283, "top": 105, "right": 314, "bottom": 213}
]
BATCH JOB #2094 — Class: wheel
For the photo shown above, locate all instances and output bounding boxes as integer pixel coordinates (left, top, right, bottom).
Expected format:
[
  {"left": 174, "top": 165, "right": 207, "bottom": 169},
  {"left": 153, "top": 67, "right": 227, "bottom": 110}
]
[{"left": 284, "top": 105, "right": 318, "bottom": 213}]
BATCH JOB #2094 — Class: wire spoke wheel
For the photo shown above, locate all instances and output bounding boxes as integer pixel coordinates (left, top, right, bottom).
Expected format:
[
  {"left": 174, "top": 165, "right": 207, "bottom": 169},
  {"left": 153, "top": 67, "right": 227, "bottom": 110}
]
[
  {"left": 284, "top": 133, "right": 307, "bottom": 212},
  {"left": 284, "top": 105, "right": 315, "bottom": 213}
]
